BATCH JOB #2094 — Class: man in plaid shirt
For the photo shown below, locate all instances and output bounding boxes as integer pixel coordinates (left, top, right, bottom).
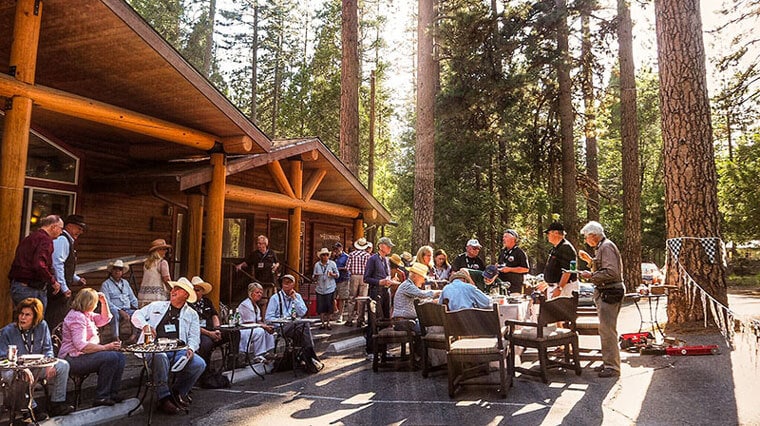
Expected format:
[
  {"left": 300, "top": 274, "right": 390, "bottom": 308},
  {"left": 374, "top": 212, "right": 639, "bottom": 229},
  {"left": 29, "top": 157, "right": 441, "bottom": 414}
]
[{"left": 344, "top": 238, "right": 373, "bottom": 327}]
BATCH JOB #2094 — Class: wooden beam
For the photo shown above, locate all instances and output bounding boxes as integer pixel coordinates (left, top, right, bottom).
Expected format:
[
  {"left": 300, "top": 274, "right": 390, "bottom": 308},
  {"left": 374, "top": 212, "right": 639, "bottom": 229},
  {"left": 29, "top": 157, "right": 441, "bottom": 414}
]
[
  {"left": 288, "top": 206, "right": 303, "bottom": 286},
  {"left": 226, "top": 185, "right": 362, "bottom": 218},
  {"left": 290, "top": 159, "right": 303, "bottom": 200},
  {"left": 186, "top": 194, "right": 204, "bottom": 278},
  {"left": 363, "top": 209, "right": 378, "bottom": 222},
  {"left": 204, "top": 154, "right": 226, "bottom": 309},
  {"left": 301, "top": 149, "right": 319, "bottom": 161},
  {"left": 0, "top": 73, "right": 218, "bottom": 150},
  {"left": 302, "top": 169, "right": 327, "bottom": 202},
  {"left": 221, "top": 135, "right": 254, "bottom": 154},
  {"left": 353, "top": 218, "right": 365, "bottom": 242},
  {"left": 266, "top": 161, "right": 296, "bottom": 199},
  {"left": 0, "top": 0, "right": 43, "bottom": 324}
]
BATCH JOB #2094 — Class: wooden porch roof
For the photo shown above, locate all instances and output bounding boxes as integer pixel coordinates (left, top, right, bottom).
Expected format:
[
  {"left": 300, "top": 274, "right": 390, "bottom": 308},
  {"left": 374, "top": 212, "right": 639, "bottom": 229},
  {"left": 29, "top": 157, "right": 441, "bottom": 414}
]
[{"left": 0, "top": 0, "right": 270, "bottom": 156}]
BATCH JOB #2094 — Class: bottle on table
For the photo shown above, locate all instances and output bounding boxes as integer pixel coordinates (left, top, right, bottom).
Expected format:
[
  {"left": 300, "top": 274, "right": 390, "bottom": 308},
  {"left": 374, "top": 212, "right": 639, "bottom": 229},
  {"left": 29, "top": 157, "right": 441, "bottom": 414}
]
[{"left": 229, "top": 309, "right": 237, "bottom": 326}]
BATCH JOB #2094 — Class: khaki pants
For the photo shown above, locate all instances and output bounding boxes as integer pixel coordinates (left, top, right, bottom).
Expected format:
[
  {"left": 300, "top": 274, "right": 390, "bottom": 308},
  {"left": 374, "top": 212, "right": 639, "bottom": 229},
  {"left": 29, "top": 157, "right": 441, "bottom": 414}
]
[
  {"left": 345, "top": 275, "right": 368, "bottom": 322},
  {"left": 594, "top": 289, "right": 622, "bottom": 372}
]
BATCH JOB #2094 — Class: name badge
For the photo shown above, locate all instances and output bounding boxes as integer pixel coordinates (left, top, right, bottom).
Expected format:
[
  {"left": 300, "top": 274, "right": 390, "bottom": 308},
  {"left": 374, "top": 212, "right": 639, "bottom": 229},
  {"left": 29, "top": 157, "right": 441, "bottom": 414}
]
[
  {"left": 258, "top": 262, "right": 265, "bottom": 269},
  {"left": 199, "top": 319, "right": 207, "bottom": 328},
  {"left": 164, "top": 323, "right": 177, "bottom": 333}
]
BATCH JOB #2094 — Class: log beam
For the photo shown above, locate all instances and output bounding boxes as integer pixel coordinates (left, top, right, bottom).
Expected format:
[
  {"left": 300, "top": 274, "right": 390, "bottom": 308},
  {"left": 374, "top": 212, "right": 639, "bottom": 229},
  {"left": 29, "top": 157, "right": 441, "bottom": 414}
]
[
  {"left": 204, "top": 154, "right": 226, "bottom": 309},
  {"left": 302, "top": 169, "right": 327, "bottom": 202},
  {"left": 0, "top": 0, "right": 43, "bottom": 324},
  {"left": 301, "top": 149, "right": 319, "bottom": 162},
  {"left": 226, "top": 185, "right": 361, "bottom": 218},
  {"left": 353, "top": 218, "right": 364, "bottom": 242},
  {"left": 288, "top": 160, "right": 303, "bottom": 283},
  {"left": 266, "top": 161, "right": 296, "bottom": 199},
  {"left": 221, "top": 135, "right": 254, "bottom": 154},
  {"left": 0, "top": 73, "right": 218, "bottom": 150}
]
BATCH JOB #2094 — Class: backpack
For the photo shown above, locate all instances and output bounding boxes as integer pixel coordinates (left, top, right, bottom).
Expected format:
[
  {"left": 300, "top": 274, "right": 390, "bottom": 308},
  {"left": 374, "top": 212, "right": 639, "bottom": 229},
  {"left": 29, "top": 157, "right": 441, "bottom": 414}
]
[{"left": 199, "top": 371, "right": 230, "bottom": 389}]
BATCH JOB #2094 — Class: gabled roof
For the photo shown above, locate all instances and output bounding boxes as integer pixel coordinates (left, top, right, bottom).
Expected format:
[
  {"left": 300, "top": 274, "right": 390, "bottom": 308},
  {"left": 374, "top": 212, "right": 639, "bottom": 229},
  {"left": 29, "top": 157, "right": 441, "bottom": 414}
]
[{"left": 0, "top": 0, "right": 270, "bottom": 156}]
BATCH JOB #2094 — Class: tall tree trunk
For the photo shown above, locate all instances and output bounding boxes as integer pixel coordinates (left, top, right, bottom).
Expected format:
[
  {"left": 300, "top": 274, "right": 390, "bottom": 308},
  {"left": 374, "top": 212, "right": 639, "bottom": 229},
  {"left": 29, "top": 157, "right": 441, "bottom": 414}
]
[
  {"left": 655, "top": 0, "right": 728, "bottom": 323},
  {"left": 618, "top": 0, "right": 642, "bottom": 292},
  {"left": 414, "top": 0, "right": 436, "bottom": 249},
  {"left": 555, "top": 0, "right": 578, "bottom": 247},
  {"left": 368, "top": 70, "right": 376, "bottom": 195},
  {"left": 202, "top": 0, "right": 217, "bottom": 76},
  {"left": 580, "top": 9, "right": 599, "bottom": 222},
  {"left": 249, "top": 0, "right": 259, "bottom": 122},
  {"left": 271, "top": 35, "right": 281, "bottom": 138},
  {"left": 340, "top": 0, "right": 360, "bottom": 177}
]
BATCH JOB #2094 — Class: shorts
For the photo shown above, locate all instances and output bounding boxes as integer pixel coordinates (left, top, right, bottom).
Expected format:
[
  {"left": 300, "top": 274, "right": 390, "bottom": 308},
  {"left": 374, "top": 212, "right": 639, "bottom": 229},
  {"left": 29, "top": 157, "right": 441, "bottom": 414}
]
[
  {"left": 336, "top": 280, "right": 350, "bottom": 299},
  {"left": 316, "top": 292, "right": 335, "bottom": 314}
]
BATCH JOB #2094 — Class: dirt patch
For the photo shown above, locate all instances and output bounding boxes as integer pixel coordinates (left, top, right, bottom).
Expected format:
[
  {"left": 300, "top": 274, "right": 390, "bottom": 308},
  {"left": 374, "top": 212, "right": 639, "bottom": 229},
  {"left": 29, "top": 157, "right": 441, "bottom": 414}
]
[{"left": 664, "top": 321, "right": 722, "bottom": 335}]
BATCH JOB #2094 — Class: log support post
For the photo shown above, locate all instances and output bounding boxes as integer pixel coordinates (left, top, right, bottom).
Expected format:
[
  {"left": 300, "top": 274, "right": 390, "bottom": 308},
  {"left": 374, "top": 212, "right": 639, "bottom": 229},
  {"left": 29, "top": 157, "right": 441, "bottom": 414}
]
[
  {"left": 204, "top": 153, "right": 226, "bottom": 308},
  {"left": 288, "top": 160, "right": 303, "bottom": 288},
  {"left": 0, "top": 0, "right": 42, "bottom": 324}
]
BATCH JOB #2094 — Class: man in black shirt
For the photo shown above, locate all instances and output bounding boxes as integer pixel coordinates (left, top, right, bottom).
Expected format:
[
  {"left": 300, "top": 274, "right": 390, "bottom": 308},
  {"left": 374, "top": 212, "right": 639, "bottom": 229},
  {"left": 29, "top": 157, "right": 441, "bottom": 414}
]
[
  {"left": 235, "top": 235, "right": 280, "bottom": 301},
  {"left": 451, "top": 239, "right": 486, "bottom": 272},
  {"left": 542, "top": 222, "right": 578, "bottom": 298},
  {"left": 497, "top": 230, "right": 530, "bottom": 294}
]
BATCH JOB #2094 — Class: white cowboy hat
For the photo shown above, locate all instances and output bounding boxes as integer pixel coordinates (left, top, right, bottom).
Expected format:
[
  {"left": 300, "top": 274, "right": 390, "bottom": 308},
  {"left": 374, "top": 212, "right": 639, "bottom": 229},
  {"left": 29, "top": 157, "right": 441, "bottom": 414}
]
[
  {"left": 168, "top": 277, "right": 197, "bottom": 303},
  {"left": 408, "top": 262, "right": 430, "bottom": 278},
  {"left": 354, "top": 238, "right": 370, "bottom": 250},
  {"left": 190, "top": 276, "right": 213, "bottom": 295},
  {"left": 108, "top": 259, "right": 129, "bottom": 273}
]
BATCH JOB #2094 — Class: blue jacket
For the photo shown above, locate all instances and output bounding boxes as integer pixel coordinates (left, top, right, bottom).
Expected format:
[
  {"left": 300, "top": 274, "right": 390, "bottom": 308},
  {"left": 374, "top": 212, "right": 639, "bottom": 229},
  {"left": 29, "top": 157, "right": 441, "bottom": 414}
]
[
  {"left": 364, "top": 253, "right": 390, "bottom": 288},
  {"left": 0, "top": 321, "right": 55, "bottom": 359}
]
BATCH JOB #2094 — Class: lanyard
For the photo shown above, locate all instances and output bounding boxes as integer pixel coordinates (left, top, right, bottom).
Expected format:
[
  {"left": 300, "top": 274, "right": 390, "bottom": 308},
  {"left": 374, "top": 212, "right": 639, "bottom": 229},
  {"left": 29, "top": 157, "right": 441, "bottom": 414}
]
[
  {"left": 19, "top": 327, "right": 34, "bottom": 353},
  {"left": 278, "top": 291, "right": 293, "bottom": 316},
  {"left": 109, "top": 277, "right": 126, "bottom": 294}
]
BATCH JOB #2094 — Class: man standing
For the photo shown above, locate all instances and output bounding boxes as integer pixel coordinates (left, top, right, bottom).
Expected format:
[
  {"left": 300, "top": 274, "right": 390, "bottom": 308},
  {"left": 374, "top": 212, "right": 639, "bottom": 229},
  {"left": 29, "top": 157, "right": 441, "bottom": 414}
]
[
  {"left": 235, "top": 235, "right": 280, "bottom": 302},
  {"left": 101, "top": 260, "right": 139, "bottom": 343},
  {"left": 542, "top": 222, "right": 578, "bottom": 299},
  {"left": 331, "top": 242, "right": 350, "bottom": 324},
  {"left": 8, "top": 215, "right": 64, "bottom": 310},
  {"left": 131, "top": 277, "right": 206, "bottom": 414},
  {"left": 48, "top": 214, "right": 88, "bottom": 327},
  {"left": 344, "top": 238, "right": 372, "bottom": 327},
  {"left": 497, "top": 230, "right": 530, "bottom": 294},
  {"left": 579, "top": 221, "right": 624, "bottom": 378},
  {"left": 451, "top": 239, "right": 486, "bottom": 272},
  {"left": 363, "top": 237, "right": 397, "bottom": 359}
]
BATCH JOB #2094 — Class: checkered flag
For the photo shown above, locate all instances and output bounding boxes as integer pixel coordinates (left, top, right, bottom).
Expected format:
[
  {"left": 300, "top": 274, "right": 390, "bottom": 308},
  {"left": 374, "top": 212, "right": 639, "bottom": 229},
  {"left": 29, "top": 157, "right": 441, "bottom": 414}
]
[
  {"left": 699, "top": 237, "right": 718, "bottom": 264},
  {"left": 666, "top": 238, "right": 683, "bottom": 264}
]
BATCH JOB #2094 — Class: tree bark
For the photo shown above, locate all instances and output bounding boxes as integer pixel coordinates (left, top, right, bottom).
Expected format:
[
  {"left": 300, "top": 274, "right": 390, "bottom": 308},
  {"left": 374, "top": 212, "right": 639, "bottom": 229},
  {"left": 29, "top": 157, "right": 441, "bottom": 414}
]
[
  {"left": 618, "top": 0, "right": 642, "bottom": 291},
  {"left": 581, "top": 10, "right": 599, "bottom": 222},
  {"left": 655, "top": 0, "right": 728, "bottom": 323},
  {"left": 250, "top": 0, "right": 259, "bottom": 122},
  {"left": 555, "top": 0, "right": 578, "bottom": 247},
  {"left": 413, "top": 0, "right": 436, "bottom": 249},
  {"left": 202, "top": 0, "right": 217, "bottom": 77},
  {"left": 340, "top": 0, "right": 360, "bottom": 177}
]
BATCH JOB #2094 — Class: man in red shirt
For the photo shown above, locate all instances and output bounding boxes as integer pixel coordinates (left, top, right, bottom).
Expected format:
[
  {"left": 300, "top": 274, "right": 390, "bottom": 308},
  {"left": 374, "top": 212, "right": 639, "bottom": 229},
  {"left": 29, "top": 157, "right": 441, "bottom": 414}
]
[{"left": 8, "top": 215, "right": 64, "bottom": 310}]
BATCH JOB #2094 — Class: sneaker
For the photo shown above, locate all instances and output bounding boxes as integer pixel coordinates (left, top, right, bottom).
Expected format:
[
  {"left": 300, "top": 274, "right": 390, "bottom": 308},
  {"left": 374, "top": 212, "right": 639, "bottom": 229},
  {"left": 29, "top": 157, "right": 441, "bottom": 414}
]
[
  {"left": 598, "top": 368, "right": 620, "bottom": 378},
  {"left": 48, "top": 402, "right": 74, "bottom": 417},
  {"left": 92, "top": 398, "right": 115, "bottom": 407}
]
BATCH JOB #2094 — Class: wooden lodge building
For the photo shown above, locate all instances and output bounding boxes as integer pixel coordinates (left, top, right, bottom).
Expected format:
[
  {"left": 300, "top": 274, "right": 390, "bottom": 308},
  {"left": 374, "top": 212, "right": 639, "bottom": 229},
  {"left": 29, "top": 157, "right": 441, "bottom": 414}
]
[{"left": 0, "top": 0, "right": 392, "bottom": 322}]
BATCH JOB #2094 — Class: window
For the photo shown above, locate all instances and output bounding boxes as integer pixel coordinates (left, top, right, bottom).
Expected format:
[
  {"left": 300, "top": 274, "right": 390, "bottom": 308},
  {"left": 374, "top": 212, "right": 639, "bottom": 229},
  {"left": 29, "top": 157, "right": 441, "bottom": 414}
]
[
  {"left": 23, "top": 188, "right": 76, "bottom": 236},
  {"left": 222, "top": 217, "right": 250, "bottom": 258}
]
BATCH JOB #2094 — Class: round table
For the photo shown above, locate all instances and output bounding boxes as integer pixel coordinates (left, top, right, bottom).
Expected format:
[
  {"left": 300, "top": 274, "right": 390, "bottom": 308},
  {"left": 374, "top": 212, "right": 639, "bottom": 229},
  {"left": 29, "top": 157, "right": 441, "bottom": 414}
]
[{"left": 1, "top": 357, "right": 57, "bottom": 424}]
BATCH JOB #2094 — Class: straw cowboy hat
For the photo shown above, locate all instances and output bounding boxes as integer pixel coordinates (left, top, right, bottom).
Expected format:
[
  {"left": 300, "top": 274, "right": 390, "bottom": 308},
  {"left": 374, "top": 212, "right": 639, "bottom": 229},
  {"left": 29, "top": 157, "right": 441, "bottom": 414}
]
[
  {"left": 108, "top": 259, "right": 130, "bottom": 273},
  {"left": 318, "top": 248, "right": 331, "bottom": 256},
  {"left": 408, "top": 262, "right": 430, "bottom": 278},
  {"left": 168, "top": 277, "right": 197, "bottom": 303},
  {"left": 148, "top": 239, "right": 172, "bottom": 252},
  {"left": 354, "top": 238, "right": 370, "bottom": 250},
  {"left": 190, "top": 276, "right": 213, "bottom": 295},
  {"left": 389, "top": 253, "right": 404, "bottom": 267}
]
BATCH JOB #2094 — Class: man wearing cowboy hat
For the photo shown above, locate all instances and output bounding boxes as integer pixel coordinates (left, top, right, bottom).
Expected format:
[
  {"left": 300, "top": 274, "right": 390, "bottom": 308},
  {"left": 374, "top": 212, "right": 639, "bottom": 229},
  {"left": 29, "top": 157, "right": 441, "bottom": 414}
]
[
  {"left": 344, "top": 237, "right": 373, "bottom": 327},
  {"left": 47, "top": 214, "right": 88, "bottom": 327},
  {"left": 131, "top": 277, "right": 205, "bottom": 414},
  {"left": 188, "top": 276, "right": 232, "bottom": 385},
  {"left": 101, "top": 260, "right": 139, "bottom": 343},
  {"left": 313, "top": 248, "right": 339, "bottom": 330}
]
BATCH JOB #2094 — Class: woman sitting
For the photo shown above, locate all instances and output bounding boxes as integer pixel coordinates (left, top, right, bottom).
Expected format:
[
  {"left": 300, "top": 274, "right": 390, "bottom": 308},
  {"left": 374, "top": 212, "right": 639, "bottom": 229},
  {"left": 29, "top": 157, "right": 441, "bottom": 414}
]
[
  {"left": 238, "top": 282, "right": 275, "bottom": 358},
  {"left": 433, "top": 249, "right": 452, "bottom": 282},
  {"left": 0, "top": 298, "right": 74, "bottom": 418},
  {"left": 58, "top": 288, "right": 126, "bottom": 407}
]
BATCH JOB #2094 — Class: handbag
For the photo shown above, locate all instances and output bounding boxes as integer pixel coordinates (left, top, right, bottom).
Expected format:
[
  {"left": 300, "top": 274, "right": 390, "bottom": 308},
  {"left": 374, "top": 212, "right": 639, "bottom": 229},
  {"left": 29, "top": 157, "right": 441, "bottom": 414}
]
[{"left": 600, "top": 286, "right": 625, "bottom": 304}]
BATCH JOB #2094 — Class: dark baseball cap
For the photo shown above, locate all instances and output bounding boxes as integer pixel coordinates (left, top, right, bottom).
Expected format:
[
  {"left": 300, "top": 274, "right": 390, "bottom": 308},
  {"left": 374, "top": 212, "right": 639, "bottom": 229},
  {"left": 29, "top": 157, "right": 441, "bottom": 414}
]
[
  {"left": 543, "top": 222, "right": 565, "bottom": 234},
  {"left": 483, "top": 265, "right": 499, "bottom": 280},
  {"left": 64, "top": 214, "right": 87, "bottom": 230}
]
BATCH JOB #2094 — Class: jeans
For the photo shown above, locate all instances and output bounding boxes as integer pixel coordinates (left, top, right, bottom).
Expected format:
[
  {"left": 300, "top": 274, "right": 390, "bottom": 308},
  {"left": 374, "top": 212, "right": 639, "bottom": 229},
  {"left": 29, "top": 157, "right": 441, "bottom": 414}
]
[
  {"left": 10, "top": 281, "right": 47, "bottom": 310},
  {"left": 594, "top": 289, "right": 622, "bottom": 372},
  {"left": 147, "top": 351, "right": 206, "bottom": 399},
  {"left": 66, "top": 351, "right": 126, "bottom": 400},
  {"left": 108, "top": 306, "right": 136, "bottom": 339}
]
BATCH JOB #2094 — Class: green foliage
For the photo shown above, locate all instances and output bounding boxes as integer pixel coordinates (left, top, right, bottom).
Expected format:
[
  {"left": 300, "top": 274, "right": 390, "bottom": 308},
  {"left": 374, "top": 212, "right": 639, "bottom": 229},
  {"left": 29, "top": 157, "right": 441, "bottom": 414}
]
[{"left": 718, "top": 133, "right": 760, "bottom": 243}]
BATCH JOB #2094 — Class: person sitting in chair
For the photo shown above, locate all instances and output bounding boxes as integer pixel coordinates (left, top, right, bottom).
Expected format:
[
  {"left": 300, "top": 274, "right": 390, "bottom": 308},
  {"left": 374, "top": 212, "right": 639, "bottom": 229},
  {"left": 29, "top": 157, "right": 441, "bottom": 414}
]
[
  {"left": 101, "top": 260, "right": 139, "bottom": 343},
  {"left": 440, "top": 270, "right": 491, "bottom": 311},
  {"left": 238, "top": 282, "right": 276, "bottom": 358},
  {"left": 0, "top": 298, "right": 74, "bottom": 419},
  {"left": 265, "top": 275, "right": 321, "bottom": 371},
  {"left": 131, "top": 277, "right": 206, "bottom": 414},
  {"left": 188, "top": 276, "right": 231, "bottom": 384}
]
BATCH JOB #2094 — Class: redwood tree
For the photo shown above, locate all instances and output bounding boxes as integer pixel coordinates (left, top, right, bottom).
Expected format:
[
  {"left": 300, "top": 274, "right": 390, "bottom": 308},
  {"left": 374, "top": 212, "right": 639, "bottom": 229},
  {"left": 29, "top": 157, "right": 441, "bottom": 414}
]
[
  {"left": 655, "top": 0, "right": 728, "bottom": 323},
  {"left": 340, "top": 0, "right": 360, "bottom": 176},
  {"left": 618, "top": 0, "right": 642, "bottom": 291},
  {"left": 413, "top": 0, "right": 436, "bottom": 249}
]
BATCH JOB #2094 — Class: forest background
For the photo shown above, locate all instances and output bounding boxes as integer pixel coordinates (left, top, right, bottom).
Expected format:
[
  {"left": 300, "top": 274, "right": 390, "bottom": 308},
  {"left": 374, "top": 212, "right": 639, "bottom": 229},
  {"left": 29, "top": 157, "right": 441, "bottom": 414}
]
[{"left": 126, "top": 0, "right": 760, "bottom": 284}]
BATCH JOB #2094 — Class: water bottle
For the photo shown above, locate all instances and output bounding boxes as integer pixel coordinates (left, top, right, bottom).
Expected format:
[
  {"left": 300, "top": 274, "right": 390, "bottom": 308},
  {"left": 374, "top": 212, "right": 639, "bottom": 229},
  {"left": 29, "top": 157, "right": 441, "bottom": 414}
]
[
  {"left": 569, "top": 260, "right": 577, "bottom": 272},
  {"left": 234, "top": 310, "right": 241, "bottom": 326},
  {"left": 290, "top": 306, "right": 297, "bottom": 320},
  {"left": 229, "top": 309, "right": 236, "bottom": 326}
]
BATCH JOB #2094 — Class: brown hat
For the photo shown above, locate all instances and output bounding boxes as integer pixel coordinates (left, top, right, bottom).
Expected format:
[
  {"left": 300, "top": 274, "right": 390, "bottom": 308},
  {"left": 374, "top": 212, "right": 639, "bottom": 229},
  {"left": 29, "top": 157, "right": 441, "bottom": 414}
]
[
  {"left": 148, "top": 239, "right": 172, "bottom": 253},
  {"left": 389, "top": 254, "right": 404, "bottom": 267}
]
